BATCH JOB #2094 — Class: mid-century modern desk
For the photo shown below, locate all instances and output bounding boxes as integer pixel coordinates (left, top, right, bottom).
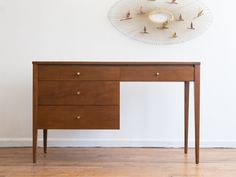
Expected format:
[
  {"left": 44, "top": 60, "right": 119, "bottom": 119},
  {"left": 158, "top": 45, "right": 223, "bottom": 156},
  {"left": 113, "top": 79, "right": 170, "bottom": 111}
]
[{"left": 33, "top": 62, "right": 200, "bottom": 164}]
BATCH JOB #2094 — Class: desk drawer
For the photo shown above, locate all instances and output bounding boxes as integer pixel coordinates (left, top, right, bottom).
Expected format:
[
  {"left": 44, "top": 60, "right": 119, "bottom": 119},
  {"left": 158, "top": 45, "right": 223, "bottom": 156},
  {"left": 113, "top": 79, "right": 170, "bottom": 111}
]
[
  {"left": 120, "top": 66, "right": 194, "bottom": 81},
  {"left": 38, "top": 106, "right": 119, "bottom": 129},
  {"left": 38, "top": 81, "right": 119, "bottom": 105},
  {"left": 38, "top": 65, "right": 120, "bottom": 81}
]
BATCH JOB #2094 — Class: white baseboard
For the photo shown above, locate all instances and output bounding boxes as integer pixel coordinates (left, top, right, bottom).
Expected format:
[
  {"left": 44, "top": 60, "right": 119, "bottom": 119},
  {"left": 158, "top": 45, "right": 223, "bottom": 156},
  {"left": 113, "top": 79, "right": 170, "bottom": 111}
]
[{"left": 1, "top": 138, "right": 236, "bottom": 148}]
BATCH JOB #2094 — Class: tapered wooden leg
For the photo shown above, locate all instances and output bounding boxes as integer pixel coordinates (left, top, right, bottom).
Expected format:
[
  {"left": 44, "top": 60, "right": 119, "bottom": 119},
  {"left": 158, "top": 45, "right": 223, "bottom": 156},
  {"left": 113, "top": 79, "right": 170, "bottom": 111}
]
[
  {"left": 184, "top": 81, "right": 190, "bottom": 154},
  {"left": 194, "top": 65, "right": 200, "bottom": 164},
  {"left": 43, "top": 129, "right": 47, "bottom": 154},
  {"left": 33, "top": 127, "right": 37, "bottom": 163},
  {"left": 33, "top": 64, "right": 39, "bottom": 163}
]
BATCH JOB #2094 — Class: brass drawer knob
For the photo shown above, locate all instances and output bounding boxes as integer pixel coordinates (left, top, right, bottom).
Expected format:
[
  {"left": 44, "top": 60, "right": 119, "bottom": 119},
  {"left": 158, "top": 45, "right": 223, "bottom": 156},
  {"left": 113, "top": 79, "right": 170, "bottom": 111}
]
[
  {"left": 155, "top": 72, "right": 160, "bottom": 76},
  {"left": 76, "top": 72, "right": 81, "bottom": 76},
  {"left": 76, "top": 91, "right": 81, "bottom": 95},
  {"left": 76, "top": 116, "right": 81, "bottom": 120}
]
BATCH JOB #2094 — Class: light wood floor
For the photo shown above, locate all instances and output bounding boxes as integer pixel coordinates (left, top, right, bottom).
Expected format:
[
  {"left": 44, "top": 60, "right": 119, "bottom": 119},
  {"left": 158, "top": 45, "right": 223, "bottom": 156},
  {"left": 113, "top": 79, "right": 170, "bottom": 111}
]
[{"left": 0, "top": 148, "right": 236, "bottom": 177}]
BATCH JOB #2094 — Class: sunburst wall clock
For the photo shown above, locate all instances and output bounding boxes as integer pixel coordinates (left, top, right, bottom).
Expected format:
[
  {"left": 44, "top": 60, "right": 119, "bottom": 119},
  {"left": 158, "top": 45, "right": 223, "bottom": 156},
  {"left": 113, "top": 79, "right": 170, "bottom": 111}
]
[{"left": 108, "top": 0, "right": 213, "bottom": 45}]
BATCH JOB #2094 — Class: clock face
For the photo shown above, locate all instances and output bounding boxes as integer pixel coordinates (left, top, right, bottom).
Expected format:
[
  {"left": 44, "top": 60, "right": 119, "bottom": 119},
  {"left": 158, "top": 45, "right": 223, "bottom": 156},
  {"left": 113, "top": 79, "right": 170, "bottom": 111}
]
[{"left": 108, "top": 0, "right": 213, "bottom": 45}]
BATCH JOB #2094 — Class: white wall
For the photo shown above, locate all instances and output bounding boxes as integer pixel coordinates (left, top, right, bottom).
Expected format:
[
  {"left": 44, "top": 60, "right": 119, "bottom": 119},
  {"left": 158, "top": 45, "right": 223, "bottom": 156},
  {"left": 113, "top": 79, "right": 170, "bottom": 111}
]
[{"left": 0, "top": 0, "right": 236, "bottom": 148}]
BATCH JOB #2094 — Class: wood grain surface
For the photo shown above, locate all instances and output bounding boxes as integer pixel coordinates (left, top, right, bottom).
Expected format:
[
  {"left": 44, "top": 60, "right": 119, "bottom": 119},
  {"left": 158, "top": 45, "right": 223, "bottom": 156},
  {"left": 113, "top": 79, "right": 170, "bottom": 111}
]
[
  {"left": 38, "top": 81, "right": 119, "bottom": 105},
  {"left": 38, "top": 65, "right": 120, "bottom": 81},
  {"left": 33, "top": 62, "right": 200, "bottom": 164},
  {"left": 38, "top": 106, "right": 119, "bottom": 129},
  {"left": 33, "top": 61, "right": 200, "bottom": 65},
  {"left": 120, "top": 66, "right": 194, "bottom": 81},
  {"left": 0, "top": 148, "right": 235, "bottom": 177}
]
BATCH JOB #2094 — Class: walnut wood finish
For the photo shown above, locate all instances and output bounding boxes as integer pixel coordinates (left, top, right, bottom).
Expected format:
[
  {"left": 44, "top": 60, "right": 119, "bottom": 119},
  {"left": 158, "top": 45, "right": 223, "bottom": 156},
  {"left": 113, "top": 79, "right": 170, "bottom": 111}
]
[
  {"left": 184, "top": 81, "right": 190, "bottom": 154},
  {"left": 194, "top": 65, "right": 201, "bottom": 164},
  {"left": 120, "top": 66, "right": 194, "bottom": 81},
  {"left": 33, "top": 64, "right": 38, "bottom": 163},
  {"left": 38, "top": 65, "right": 120, "bottom": 81},
  {"left": 38, "top": 106, "right": 119, "bottom": 129},
  {"left": 33, "top": 61, "right": 200, "bottom": 65},
  {"left": 43, "top": 129, "right": 47, "bottom": 154},
  {"left": 38, "top": 81, "right": 119, "bottom": 105},
  {"left": 33, "top": 62, "right": 200, "bottom": 164}
]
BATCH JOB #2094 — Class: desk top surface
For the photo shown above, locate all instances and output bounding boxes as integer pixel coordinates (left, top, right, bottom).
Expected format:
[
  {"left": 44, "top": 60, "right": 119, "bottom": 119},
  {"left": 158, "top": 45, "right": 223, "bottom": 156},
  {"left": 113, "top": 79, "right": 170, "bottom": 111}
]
[{"left": 33, "top": 61, "right": 200, "bottom": 65}]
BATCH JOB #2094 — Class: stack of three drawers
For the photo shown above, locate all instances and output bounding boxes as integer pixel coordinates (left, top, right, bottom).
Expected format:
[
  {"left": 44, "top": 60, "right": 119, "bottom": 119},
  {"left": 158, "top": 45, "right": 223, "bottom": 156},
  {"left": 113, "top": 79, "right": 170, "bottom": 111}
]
[{"left": 37, "top": 65, "right": 120, "bottom": 129}]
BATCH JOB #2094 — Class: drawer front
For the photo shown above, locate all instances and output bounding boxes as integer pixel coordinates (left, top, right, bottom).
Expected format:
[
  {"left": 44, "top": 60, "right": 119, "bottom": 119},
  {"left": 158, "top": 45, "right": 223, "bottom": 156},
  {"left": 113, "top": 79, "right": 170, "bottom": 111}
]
[
  {"left": 38, "top": 65, "right": 120, "bottom": 81},
  {"left": 38, "top": 106, "right": 119, "bottom": 129},
  {"left": 120, "top": 66, "right": 194, "bottom": 81},
  {"left": 38, "top": 81, "right": 119, "bottom": 105}
]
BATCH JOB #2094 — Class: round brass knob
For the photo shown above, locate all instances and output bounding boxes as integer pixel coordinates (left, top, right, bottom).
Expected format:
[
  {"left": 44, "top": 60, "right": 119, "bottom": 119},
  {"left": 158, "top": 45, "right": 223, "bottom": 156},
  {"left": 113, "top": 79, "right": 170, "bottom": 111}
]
[
  {"left": 76, "top": 91, "right": 81, "bottom": 95},
  {"left": 77, "top": 72, "right": 81, "bottom": 76},
  {"left": 76, "top": 116, "right": 81, "bottom": 120},
  {"left": 156, "top": 72, "right": 160, "bottom": 76}
]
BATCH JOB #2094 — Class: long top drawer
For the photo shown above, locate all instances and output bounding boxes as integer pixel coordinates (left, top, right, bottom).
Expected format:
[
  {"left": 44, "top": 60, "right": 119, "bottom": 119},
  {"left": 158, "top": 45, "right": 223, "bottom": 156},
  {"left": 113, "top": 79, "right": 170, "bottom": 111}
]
[{"left": 38, "top": 65, "right": 120, "bottom": 81}]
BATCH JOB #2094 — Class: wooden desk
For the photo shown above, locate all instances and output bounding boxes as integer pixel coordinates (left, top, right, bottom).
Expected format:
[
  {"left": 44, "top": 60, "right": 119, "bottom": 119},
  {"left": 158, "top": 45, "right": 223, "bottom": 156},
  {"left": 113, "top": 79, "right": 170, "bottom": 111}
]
[{"left": 33, "top": 62, "right": 200, "bottom": 164}]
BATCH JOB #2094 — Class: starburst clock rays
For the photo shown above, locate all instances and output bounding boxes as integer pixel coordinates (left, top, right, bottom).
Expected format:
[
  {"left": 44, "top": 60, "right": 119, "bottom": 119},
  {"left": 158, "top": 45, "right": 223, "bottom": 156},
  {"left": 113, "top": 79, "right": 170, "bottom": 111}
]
[{"left": 108, "top": 0, "right": 212, "bottom": 45}]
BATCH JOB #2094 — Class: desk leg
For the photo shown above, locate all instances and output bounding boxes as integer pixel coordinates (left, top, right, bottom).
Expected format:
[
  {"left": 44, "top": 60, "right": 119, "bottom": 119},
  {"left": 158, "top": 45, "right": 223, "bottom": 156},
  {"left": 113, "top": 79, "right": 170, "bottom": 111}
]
[
  {"left": 184, "top": 81, "right": 190, "bottom": 154},
  {"left": 33, "top": 64, "right": 38, "bottom": 163},
  {"left": 33, "top": 127, "right": 37, "bottom": 163},
  {"left": 43, "top": 129, "right": 47, "bottom": 154},
  {"left": 194, "top": 65, "right": 200, "bottom": 164}
]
